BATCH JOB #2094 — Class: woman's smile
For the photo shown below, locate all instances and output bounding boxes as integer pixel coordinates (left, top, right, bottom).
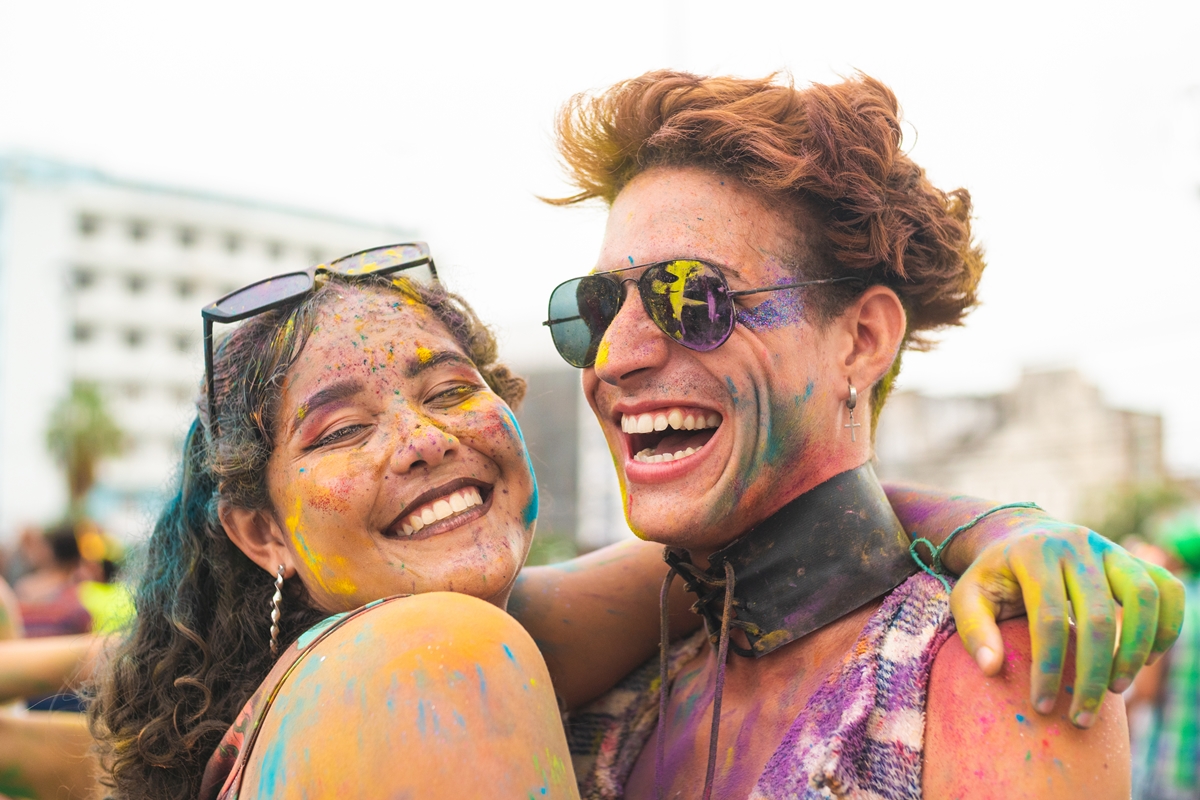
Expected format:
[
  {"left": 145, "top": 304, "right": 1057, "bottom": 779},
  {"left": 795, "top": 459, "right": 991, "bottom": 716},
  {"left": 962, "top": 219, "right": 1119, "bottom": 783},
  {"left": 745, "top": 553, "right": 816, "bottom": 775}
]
[{"left": 386, "top": 478, "right": 493, "bottom": 539}]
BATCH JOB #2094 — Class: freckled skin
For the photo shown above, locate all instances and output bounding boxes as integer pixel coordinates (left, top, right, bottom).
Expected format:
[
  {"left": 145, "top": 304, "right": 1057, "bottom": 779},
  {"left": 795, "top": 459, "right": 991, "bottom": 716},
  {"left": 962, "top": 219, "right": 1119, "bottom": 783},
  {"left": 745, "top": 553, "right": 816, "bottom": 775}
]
[{"left": 266, "top": 285, "right": 538, "bottom": 612}]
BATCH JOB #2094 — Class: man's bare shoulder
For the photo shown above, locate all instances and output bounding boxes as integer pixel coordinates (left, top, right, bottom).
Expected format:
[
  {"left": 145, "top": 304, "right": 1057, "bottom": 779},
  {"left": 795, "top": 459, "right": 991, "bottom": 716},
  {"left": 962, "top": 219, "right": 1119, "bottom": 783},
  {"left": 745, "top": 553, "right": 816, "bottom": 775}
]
[{"left": 923, "top": 618, "right": 1129, "bottom": 799}]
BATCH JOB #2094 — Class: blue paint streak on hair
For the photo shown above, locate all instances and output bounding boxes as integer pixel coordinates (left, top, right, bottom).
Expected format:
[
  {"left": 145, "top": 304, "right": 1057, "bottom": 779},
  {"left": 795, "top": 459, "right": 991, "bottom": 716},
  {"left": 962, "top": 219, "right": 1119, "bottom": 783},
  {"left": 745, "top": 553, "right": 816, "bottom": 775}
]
[{"left": 501, "top": 407, "right": 539, "bottom": 529}]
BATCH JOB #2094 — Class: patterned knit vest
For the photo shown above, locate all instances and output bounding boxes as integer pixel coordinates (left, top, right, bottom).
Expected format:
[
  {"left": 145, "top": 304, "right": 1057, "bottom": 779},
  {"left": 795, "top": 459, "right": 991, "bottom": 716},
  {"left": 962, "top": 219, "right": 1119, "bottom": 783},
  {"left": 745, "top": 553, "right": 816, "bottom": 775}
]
[{"left": 567, "top": 573, "right": 957, "bottom": 800}]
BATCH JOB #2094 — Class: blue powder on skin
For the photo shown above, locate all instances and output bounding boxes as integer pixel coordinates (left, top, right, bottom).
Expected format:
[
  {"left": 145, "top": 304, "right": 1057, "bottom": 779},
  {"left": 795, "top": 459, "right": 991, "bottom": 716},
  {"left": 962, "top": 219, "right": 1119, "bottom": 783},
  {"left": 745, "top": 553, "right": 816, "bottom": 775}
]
[
  {"left": 737, "top": 291, "right": 804, "bottom": 331},
  {"left": 501, "top": 407, "right": 540, "bottom": 529}
]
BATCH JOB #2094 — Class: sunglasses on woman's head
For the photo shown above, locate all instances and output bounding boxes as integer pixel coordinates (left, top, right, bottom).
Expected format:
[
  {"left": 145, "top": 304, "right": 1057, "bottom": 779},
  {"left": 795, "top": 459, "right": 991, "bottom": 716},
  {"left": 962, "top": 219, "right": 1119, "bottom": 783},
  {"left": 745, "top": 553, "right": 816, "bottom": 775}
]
[
  {"left": 542, "top": 259, "right": 861, "bottom": 368},
  {"left": 201, "top": 242, "right": 438, "bottom": 436}
]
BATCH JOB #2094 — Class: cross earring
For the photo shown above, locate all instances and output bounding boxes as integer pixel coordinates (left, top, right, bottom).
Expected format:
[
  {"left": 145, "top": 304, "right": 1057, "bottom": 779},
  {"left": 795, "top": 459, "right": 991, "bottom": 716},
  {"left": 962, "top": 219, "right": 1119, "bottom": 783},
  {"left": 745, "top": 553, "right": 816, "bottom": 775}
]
[{"left": 845, "top": 382, "right": 861, "bottom": 442}]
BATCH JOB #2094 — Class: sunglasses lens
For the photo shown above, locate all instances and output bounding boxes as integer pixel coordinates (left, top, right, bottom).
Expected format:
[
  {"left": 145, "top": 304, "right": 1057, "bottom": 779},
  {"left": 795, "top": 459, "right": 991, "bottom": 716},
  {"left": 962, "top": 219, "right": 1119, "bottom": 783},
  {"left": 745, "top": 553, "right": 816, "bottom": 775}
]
[
  {"left": 641, "top": 260, "right": 733, "bottom": 351},
  {"left": 546, "top": 276, "right": 621, "bottom": 367},
  {"left": 331, "top": 243, "right": 429, "bottom": 276},
  {"left": 207, "top": 272, "right": 314, "bottom": 320}
]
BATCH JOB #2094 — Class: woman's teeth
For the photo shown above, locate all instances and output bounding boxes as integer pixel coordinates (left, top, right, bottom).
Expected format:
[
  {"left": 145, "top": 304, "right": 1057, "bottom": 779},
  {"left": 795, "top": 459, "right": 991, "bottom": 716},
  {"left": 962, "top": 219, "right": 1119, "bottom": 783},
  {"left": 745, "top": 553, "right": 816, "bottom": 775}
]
[
  {"left": 620, "top": 408, "right": 720, "bottom": 434},
  {"left": 634, "top": 446, "right": 698, "bottom": 464},
  {"left": 399, "top": 486, "right": 483, "bottom": 535}
]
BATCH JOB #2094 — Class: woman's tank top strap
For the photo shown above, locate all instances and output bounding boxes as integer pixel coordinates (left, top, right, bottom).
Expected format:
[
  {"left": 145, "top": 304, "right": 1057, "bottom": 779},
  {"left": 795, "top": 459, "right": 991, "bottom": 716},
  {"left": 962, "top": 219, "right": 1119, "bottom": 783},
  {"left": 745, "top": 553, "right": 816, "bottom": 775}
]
[{"left": 199, "top": 594, "right": 411, "bottom": 800}]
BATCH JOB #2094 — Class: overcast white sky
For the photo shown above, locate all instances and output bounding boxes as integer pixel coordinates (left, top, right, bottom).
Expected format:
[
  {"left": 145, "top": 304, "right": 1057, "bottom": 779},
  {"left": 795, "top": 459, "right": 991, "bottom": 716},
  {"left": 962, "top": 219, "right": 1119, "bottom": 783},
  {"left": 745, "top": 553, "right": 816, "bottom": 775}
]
[{"left": 1, "top": 0, "right": 1198, "bottom": 471}]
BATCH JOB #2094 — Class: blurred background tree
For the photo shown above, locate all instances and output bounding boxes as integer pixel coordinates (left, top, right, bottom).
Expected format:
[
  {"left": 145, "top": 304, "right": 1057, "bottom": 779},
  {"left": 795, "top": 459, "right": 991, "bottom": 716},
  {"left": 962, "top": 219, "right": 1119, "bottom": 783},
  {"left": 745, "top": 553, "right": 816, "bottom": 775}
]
[
  {"left": 1084, "top": 481, "right": 1193, "bottom": 542},
  {"left": 45, "top": 382, "right": 124, "bottom": 520}
]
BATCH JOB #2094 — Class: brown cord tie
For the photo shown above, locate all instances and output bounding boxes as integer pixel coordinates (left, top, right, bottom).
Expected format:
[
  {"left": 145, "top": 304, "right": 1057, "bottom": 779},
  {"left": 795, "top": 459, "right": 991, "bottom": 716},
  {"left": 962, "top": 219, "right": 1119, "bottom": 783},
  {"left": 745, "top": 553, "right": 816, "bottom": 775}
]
[{"left": 656, "top": 558, "right": 737, "bottom": 800}]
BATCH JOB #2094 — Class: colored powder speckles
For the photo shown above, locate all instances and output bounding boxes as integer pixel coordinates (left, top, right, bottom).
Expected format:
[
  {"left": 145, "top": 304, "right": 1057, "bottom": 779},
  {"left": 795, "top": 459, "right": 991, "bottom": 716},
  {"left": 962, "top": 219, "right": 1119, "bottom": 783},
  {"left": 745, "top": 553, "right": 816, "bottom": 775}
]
[
  {"left": 287, "top": 495, "right": 358, "bottom": 597},
  {"left": 1015, "top": 713, "right": 1029, "bottom": 725},
  {"left": 476, "top": 663, "right": 487, "bottom": 696},
  {"left": 737, "top": 291, "right": 804, "bottom": 331},
  {"left": 416, "top": 346, "right": 433, "bottom": 363},
  {"left": 502, "top": 643, "right": 517, "bottom": 663},
  {"left": 803, "top": 380, "right": 814, "bottom": 402}
]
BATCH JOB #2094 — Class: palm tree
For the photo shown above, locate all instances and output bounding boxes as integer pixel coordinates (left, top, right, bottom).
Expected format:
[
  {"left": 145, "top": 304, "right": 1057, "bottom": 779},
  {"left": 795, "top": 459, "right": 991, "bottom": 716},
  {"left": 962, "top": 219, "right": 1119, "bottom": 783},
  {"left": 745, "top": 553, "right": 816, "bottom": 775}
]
[{"left": 45, "top": 381, "right": 124, "bottom": 519}]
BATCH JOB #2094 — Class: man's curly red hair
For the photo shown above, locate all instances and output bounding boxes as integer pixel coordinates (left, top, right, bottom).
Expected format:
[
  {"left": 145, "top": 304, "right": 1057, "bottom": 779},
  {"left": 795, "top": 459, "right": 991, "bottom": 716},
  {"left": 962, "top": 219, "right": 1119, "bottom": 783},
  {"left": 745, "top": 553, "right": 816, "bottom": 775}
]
[{"left": 547, "top": 70, "right": 986, "bottom": 415}]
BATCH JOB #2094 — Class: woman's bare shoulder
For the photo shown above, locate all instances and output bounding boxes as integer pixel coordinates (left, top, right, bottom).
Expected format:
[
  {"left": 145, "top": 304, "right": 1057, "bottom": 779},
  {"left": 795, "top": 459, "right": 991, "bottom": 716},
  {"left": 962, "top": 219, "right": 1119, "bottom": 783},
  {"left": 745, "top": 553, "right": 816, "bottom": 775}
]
[
  {"left": 239, "top": 592, "right": 576, "bottom": 799},
  {"left": 923, "top": 618, "right": 1129, "bottom": 800}
]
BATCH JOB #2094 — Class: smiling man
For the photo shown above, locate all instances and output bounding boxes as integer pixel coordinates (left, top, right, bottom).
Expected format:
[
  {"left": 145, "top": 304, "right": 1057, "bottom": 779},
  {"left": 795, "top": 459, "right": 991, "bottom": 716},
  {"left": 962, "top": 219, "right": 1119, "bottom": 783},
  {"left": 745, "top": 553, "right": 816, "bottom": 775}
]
[{"left": 544, "top": 72, "right": 1135, "bottom": 799}]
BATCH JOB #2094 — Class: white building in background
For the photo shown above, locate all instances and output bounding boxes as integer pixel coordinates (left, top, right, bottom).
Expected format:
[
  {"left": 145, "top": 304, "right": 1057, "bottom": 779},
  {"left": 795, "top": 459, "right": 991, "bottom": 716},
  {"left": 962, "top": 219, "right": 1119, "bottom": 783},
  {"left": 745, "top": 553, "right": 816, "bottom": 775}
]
[
  {"left": 875, "top": 369, "right": 1165, "bottom": 522},
  {"left": 0, "top": 155, "right": 409, "bottom": 541}
]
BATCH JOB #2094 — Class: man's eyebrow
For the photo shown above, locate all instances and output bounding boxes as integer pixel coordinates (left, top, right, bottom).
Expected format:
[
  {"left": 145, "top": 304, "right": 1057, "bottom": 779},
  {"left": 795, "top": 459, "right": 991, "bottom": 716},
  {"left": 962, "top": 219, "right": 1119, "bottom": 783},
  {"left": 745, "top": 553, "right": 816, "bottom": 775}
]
[
  {"left": 296, "top": 379, "right": 365, "bottom": 423},
  {"left": 404, "top": 350, "right": 475, "bottom": 379}
]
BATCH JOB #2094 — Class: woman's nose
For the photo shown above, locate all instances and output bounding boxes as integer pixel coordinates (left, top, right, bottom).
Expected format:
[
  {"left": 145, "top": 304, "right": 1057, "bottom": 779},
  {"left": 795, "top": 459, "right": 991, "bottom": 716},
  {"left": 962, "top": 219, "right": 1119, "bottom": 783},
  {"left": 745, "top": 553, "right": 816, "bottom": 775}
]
[
  {"left": 389, "top": 418, "right": 459, "bottom": 473},
  {"left": 591, "top": 281, "right": 671, "bottom": 385}
]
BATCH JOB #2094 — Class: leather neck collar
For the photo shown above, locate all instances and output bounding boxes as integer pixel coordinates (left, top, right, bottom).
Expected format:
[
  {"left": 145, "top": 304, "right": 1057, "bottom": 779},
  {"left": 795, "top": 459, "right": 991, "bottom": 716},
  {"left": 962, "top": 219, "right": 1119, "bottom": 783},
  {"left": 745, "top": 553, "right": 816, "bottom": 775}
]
[{"left": 664, "top": 463, "right": 916, "bottom": 658}]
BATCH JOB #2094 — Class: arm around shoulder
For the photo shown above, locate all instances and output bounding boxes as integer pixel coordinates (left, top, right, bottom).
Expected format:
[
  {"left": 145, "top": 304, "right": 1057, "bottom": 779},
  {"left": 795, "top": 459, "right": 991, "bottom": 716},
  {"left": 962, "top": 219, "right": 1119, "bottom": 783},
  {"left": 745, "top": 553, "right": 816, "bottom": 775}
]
[
  {"left": 242, "top": 592, "right": 579, "bottom": 799},
  {"left": 923, "top": 618, "right": 1129, "bottom": 800}
]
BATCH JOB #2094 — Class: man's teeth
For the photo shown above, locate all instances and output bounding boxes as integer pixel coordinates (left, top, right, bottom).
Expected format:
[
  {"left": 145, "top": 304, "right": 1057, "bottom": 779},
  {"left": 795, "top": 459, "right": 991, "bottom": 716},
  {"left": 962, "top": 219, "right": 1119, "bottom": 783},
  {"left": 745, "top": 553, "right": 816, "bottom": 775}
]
[
  {"left": 399, "top": 486, "right": 484, "bottom": 536},
  {"left": 620, "top": 409, "right": 721, "bottom": 434},
  {"left": 634, "top": 446, "right": 698, "bottom": 464}
]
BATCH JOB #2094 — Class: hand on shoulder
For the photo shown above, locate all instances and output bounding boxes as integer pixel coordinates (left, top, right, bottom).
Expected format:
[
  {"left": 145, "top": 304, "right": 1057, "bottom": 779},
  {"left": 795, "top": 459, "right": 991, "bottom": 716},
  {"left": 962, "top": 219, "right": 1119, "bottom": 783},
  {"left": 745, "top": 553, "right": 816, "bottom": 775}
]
[{"left": 923, "top": 618, "right": 1129, "bottom": 800}]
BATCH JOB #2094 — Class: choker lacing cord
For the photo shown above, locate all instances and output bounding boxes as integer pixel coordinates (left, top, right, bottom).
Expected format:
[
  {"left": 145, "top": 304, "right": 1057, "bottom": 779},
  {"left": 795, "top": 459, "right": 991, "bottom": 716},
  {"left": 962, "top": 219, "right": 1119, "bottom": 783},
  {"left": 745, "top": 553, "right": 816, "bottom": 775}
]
[{"left": 656, "top": 555, "right": 738, "bottom": 800}]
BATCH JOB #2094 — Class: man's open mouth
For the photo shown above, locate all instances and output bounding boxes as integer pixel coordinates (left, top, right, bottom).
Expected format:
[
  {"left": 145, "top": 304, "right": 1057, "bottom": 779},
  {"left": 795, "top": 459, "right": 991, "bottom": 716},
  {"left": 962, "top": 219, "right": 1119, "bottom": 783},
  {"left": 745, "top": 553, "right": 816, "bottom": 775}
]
[
  {"left": 385, "top": 479, "right": 492, "bottom": 537},
  {"left": 621, "top": 407, "right": 722, "bottom": 464}
]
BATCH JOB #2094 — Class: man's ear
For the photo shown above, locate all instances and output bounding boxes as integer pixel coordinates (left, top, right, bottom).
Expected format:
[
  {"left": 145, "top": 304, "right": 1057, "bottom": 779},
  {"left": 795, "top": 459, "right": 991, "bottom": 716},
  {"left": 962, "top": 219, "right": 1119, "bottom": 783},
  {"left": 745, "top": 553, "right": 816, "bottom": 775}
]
[
  {"left": 219, "top": 503, "right": 297, "bottom": 578},
  {"left": 842, "top": 285, "right": 906, "bottom": 390}
]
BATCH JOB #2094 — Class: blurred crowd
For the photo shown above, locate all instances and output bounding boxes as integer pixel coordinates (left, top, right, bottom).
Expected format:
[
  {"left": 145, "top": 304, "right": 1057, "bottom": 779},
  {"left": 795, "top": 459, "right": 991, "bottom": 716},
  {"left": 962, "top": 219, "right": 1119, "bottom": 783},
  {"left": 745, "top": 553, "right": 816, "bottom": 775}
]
[
  {"left": 0, "top": 520, "right": 133, "bottom": 712},
  {"left": 1125, "top": 512, "right": 1200, "bottom": 800}
]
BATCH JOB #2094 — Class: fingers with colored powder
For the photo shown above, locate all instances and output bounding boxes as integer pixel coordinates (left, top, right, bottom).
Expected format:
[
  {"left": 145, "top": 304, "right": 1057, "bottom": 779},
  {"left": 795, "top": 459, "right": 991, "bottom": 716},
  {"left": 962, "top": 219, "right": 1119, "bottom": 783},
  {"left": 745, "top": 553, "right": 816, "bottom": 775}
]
[
  {"left": 1102, "top": 545, "right": 1160, "bottom": 693},
  {"left": 950, "top": 524, "right": 1188, "bottom": 729},
  {"left": 1059, "top": 537, "right": 1118, "bottom": 726}
]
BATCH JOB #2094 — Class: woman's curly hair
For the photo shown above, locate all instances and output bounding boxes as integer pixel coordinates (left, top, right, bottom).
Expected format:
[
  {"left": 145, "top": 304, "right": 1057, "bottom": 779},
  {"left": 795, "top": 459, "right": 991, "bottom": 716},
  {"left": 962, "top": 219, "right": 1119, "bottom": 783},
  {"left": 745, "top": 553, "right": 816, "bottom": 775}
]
[
  {"left": 548, "top": 70, "right": 986, "bottom": 418},
  {"left": 88, "top": 274, "right": 524, "bottom": 800}
]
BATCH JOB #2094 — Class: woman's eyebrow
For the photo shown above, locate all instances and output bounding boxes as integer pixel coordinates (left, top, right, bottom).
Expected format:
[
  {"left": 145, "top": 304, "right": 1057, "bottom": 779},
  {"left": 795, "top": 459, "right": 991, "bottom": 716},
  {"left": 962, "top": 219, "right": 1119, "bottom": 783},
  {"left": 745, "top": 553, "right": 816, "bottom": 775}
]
[
  {"left": 297, "top": 379, "right": 366, "bottom": 422},
  {"left": 404, "top": 350, "right": 474, "bottom": 379}
]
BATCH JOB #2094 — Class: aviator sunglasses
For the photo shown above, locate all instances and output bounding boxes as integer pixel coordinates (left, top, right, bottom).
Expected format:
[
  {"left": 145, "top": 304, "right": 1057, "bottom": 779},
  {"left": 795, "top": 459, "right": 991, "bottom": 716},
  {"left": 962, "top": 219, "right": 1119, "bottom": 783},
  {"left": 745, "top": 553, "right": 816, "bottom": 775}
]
[
  {"left": 543, "top": 259, "right": 860, "bottom": 368},
  {"left": 201, "top": 242, "right": 438, "bottom": 435}
]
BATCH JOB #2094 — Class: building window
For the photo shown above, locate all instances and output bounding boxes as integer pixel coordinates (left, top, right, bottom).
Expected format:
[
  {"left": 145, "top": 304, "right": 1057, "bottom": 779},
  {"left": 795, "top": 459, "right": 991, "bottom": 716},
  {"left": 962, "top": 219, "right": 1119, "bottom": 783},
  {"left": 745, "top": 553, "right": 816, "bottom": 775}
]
[
  {"left": 178, "top": 227, "right": 197, "bottom": 248},
  {"left": 125, "top": 274, "right": 147, "bottom": 294},
  {"left": 72, "top": 323, "right": 95, "bottom": 343},
  {"left": 72, "top": 269, "right": 96, "bottom": 289},
  {"left": 122, "top": 382, "right": 144, "bottom": 400},
  {"left": 268, "top": 241, "right": 284, "bottom": 259},
  {"left": 123, "top": 328, "right": 145, "bottom": 348},
  {"left": 309, "top": 248, "right": 323, "bottom": 265},
  {"left": 172, "top": 385, "right": 193, "bottom": 404},
  {"left": 173, "top": 333, "right": 193, "bottom": 353},
  {"left": 128, "top": 220, "right": 149, "bottom": 241},
  {"left": 78, "top": 214, "right": 100, "bottom": 236},
  {"left": 224, "top": 233, "right": 241, "bottom": 253},
  {"left": 175, "top": 279, "right": 197, "bottom": 299}
]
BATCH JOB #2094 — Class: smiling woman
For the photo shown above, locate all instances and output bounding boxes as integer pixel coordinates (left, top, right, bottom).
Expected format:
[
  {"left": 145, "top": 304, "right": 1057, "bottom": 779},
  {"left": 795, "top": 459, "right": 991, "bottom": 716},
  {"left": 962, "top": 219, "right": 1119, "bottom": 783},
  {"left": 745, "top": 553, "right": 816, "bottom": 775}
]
[{"left": 88, "top": 270, "right": 576, "bottom": 800}]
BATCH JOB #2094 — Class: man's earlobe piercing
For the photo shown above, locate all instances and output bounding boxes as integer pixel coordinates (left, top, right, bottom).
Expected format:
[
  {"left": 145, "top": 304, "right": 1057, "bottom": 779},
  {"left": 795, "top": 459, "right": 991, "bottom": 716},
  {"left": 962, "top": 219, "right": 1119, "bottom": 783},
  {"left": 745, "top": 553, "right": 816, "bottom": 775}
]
[{"left": 845, "top": 381, "right": 861, "bottom": 442}]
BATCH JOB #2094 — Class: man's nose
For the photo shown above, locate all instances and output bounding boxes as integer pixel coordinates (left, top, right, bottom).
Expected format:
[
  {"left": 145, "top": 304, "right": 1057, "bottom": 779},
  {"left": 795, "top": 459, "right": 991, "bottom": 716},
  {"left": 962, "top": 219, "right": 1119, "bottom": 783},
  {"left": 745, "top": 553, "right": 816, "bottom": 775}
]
[
  {"left": 389, "top": 416, "right": 459, "bottom": 473},
  {"left": 592, "top": 280, "right": 671, "bottom": 386}
]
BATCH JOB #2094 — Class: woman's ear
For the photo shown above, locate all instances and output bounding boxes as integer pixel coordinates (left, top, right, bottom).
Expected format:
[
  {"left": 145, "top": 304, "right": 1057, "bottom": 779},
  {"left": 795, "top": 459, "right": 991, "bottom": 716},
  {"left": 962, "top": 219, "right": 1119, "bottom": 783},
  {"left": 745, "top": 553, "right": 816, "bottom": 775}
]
[
  {"left": 219, "top": 503, "right": 296, "bottom": 578},
  {"left": 842, "top": 285, "right": 906, "bottom": 389}
]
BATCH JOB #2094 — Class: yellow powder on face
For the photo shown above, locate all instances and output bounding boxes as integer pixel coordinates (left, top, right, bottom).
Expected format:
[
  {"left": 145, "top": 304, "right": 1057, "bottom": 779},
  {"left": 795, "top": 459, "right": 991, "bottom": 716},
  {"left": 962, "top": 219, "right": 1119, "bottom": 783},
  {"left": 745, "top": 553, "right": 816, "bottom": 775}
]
[
  {"left": 594, "top": 338, "right": 612, "bottom": 369},
  {"left": 416, "top": 346, "right": 434, "bottom": 363},
  {"left": 286, "top": 494, "right": 358, "bottom": 598}
]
